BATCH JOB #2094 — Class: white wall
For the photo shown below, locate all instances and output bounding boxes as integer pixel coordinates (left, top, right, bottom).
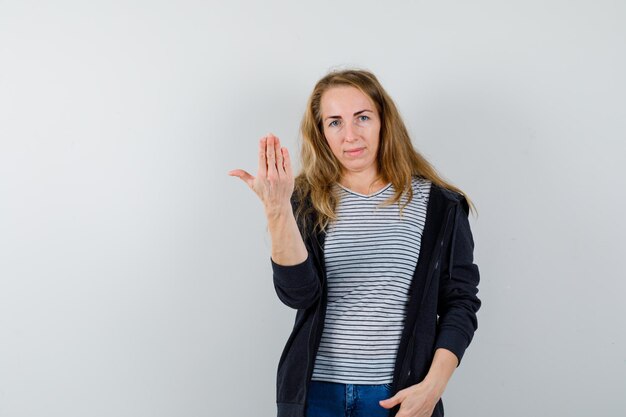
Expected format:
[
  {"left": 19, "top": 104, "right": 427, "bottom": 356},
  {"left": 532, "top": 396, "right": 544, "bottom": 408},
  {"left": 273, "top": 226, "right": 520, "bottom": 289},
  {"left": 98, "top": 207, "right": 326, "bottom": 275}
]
[{"left": 1, "top": 1, "right": 625, "bottom": 416}]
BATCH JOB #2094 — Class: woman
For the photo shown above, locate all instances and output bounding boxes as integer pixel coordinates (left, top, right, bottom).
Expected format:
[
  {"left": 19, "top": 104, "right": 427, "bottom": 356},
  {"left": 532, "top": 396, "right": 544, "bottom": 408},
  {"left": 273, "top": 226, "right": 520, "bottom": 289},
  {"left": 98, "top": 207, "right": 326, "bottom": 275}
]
[{"left": 229, "top": 69, "right": 481, "bottom": 417}]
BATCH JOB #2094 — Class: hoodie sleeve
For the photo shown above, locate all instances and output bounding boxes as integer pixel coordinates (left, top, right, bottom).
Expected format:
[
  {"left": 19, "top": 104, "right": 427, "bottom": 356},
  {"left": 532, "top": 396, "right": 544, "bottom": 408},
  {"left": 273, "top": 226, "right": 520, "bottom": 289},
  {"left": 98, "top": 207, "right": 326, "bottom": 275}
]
[
  {"left": 270, "top": 194, "right": 322, "bottom": 310},
  {"left": 434, "top": 198, "right": 481, "bottom": 365},
  {"left": 271, "top": 252, "right": 321, "bottom": 310}
]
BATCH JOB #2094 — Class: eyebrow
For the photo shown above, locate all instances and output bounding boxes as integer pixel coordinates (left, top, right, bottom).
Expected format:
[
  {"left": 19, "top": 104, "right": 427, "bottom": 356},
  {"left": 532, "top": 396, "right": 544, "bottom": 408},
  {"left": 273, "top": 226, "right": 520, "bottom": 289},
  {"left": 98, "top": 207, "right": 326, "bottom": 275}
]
[{"left": 324, "top": 109, "right": 374, "bottom": 122}]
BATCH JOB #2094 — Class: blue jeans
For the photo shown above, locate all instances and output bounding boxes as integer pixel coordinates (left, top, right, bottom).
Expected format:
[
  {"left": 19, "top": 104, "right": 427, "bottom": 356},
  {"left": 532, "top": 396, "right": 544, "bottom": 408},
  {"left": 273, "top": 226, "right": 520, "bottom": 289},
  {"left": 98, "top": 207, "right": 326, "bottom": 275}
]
[{"left": 305, "top": 380, "right": 393, "bottom": 417}]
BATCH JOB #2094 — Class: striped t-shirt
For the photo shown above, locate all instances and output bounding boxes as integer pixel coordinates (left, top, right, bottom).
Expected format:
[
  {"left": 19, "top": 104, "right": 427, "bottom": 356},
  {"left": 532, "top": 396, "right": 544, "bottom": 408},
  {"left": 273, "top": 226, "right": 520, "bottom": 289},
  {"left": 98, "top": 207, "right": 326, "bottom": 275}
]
[{"left": 310, "top": 176, "right": 431, "bottom": 385}]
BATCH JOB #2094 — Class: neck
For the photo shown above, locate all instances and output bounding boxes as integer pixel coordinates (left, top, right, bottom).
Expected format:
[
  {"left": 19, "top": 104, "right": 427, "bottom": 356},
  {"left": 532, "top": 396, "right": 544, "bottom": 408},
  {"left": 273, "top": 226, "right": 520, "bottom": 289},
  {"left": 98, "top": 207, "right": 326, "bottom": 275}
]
[{"left": 340, "top": 169, "right": 386, "bottom": 194}]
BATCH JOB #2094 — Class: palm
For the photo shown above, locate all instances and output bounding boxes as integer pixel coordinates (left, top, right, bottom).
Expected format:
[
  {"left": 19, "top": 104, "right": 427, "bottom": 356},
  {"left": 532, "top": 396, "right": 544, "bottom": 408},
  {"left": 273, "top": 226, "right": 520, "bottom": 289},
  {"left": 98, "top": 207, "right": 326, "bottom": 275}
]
[{"left": 228, "top": 133, "right": 294, "bottom": 215}]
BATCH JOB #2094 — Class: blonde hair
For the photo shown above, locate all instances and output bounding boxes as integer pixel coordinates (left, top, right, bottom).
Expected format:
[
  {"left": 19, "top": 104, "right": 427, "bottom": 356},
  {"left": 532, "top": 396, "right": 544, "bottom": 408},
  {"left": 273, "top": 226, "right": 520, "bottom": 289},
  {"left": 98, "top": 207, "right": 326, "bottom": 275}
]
[{"left": 294, "top": 69, "right": 476, "bottom": 234}]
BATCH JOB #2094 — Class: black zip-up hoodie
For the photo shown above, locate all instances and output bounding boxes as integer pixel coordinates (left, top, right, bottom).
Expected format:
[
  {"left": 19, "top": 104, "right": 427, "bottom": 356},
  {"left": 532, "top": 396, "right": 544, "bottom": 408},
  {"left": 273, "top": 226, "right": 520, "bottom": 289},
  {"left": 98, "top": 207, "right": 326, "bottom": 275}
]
[{"left": 270, "top": 181, "right": 481, "bottom": 417}]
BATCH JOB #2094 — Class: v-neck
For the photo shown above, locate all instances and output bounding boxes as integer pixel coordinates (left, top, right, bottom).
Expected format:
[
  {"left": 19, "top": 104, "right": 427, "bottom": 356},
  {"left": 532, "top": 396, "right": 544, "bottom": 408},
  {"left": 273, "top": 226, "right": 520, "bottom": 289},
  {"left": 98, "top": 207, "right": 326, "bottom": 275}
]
[{"left": 336, "top": 182, "right": 392, "bottom": 198}]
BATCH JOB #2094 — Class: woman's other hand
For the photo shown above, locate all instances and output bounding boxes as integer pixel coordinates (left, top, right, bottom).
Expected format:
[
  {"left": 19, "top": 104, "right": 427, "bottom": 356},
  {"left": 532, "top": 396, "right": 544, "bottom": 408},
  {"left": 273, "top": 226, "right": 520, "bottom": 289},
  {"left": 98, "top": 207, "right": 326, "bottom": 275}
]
[
  {"left": 228, "top": 133, "right": 294, "bottom": 221},
  {"left": 378, "top": 381, "right": 441, "bottom": 417},
  {"left": 379, "top": 349, "right": 457, "bottom": 417}
]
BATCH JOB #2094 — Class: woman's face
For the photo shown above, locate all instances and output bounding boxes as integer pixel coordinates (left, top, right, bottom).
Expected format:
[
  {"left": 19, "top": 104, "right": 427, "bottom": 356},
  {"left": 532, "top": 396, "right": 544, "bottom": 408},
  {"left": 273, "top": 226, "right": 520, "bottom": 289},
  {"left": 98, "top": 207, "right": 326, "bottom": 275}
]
[{"left": 320, "top": 86, "right": 381, "bottom": 178}]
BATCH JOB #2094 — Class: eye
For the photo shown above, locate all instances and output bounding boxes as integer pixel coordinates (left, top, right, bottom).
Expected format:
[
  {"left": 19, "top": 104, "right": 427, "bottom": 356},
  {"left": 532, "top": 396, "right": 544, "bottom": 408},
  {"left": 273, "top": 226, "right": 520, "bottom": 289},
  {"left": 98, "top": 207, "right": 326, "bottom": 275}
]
[
  {"left": 358, "top": 115, "right": 370, "bottom": 122},
  {"left": 328, "top": 119, "right": 340, "bottom": 127}
]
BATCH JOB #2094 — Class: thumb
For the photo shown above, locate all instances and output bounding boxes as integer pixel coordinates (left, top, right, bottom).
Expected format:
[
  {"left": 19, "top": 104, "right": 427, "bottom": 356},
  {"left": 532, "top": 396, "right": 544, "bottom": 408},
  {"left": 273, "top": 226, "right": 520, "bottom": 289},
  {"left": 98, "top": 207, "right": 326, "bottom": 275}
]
[
  {"left": 228, "top": 169, "right": 255, "bottom": 188},
  {"left": 379, "top": 393, "right": 402, "bottom": 409}
]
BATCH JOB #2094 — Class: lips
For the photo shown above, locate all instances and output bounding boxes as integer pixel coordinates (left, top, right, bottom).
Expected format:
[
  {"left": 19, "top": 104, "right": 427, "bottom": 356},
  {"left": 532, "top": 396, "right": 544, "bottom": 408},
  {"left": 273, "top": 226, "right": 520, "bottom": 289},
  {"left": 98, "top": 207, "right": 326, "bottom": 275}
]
[{"left": 345, "top": 147, "right": 365, "bottom": 155}]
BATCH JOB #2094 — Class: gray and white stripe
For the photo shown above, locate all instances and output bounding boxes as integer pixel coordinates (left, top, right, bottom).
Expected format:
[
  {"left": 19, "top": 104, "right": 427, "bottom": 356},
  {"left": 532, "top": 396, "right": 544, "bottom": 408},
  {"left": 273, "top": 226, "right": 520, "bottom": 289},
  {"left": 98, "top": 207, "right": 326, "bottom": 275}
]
[{"left": 311, "top": 176, "right": 431, "bottom": 384}]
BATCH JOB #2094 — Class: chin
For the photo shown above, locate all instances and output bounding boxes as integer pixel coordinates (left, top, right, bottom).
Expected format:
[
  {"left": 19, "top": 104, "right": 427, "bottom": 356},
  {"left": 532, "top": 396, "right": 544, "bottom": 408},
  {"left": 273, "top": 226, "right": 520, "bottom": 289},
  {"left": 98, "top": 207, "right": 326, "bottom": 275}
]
[{"left": 343, "top": 161, "right": 371, "bottom": 171}]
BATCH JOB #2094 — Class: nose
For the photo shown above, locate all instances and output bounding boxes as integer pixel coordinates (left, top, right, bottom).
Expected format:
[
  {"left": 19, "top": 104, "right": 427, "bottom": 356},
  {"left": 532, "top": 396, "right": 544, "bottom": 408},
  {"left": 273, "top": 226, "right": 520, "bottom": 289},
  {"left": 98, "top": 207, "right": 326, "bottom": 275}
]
[{"left": 344, "top": 122, "right": 358, "bottom": 142}]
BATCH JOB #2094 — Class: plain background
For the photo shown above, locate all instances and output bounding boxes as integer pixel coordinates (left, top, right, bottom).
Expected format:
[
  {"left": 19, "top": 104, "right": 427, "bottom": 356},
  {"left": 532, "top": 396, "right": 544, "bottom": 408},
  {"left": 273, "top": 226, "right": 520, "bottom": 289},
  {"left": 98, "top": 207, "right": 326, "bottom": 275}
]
[{"left": 1, "top": 1, "right": 625, "bottom": 416}]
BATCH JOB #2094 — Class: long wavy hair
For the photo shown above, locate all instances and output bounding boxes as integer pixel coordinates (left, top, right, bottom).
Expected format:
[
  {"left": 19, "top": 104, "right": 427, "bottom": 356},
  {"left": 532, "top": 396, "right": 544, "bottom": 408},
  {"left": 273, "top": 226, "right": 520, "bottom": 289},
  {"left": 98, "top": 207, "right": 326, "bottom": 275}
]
[{"left": 294, "top": 69, "right": 476, "bottom": 234}]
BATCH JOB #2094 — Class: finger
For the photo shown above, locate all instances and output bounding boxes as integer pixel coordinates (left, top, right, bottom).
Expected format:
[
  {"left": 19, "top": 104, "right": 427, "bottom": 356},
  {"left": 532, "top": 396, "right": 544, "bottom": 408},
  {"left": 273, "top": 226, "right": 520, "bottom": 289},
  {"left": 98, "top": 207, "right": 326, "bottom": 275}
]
[
  {"left": 258, "top": 137, "right": 268, "bottom": 178},
  {"left": 282, "top": 147, "right": 292, "bottom": 178},
  {"left": 274, "top": 135, "right": 284, "bottom": 177},
  {"left": 266, "top": 133, "right": 278, "bottom": 178},
  {"left": 228, "top": 169, "right": 255, "bottom": 188},
  {"left": 379, "top": 394, "right": 402, "bottom": 409}
]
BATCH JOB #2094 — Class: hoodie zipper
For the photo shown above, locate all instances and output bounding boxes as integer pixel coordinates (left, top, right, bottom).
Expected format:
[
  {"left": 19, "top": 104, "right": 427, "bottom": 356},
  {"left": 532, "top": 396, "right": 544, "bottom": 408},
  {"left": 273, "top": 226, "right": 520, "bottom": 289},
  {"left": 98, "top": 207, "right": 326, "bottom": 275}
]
[
  {"left": 303, "top": 231, "right": 327, "bottom": 410},
  {"left": 396, "top": 204, "right": 455, "bottom": 388}
]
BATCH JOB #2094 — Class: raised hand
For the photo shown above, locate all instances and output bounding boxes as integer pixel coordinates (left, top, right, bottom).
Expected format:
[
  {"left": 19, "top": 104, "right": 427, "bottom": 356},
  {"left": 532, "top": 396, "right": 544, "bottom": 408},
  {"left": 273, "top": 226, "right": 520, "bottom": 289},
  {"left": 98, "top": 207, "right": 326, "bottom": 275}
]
[{"left": 228, "top": 133, "right": 294, "bottom": 220}]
